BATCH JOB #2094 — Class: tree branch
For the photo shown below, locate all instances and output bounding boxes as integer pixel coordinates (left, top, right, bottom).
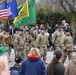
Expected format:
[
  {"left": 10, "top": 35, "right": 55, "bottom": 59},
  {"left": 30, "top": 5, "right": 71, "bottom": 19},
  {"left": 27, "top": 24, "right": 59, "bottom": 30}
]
[
  {"left": 64, "top": 0, "right": 76, "bottom": 13},
  {"left": 59, "top": 0, "right": 67, "bottom": 12}
]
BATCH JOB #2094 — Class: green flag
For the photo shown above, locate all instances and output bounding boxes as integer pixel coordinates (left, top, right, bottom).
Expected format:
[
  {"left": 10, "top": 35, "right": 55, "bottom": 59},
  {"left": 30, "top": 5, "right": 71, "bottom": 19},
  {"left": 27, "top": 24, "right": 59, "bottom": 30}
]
[
  {"left": 13, "top": 0, "right": 36, "bottom": 27},
  {"left": 0, "top": 46, "right": 9, "bottom": 54}
]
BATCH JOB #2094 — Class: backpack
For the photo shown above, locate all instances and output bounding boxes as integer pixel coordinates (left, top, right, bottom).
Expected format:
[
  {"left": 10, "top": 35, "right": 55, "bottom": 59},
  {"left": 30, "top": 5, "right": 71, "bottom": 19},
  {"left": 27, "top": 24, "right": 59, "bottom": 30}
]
[{"left": 10, "top": 67, "right": 20, "bottom": 75}]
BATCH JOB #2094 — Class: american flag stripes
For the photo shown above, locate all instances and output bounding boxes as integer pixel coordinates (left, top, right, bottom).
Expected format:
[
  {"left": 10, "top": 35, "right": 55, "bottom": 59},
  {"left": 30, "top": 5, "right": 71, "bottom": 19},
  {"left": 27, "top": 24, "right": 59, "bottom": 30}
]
[{"left": 0, "top": 0, "right": 8, "bottom": 20}]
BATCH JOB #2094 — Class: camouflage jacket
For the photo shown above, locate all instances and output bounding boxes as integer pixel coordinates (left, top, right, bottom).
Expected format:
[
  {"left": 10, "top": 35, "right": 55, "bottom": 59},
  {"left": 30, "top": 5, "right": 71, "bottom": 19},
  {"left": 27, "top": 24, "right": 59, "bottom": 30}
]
[
  {"left": 52, "top": 30, "right": 64, "bottom": 47},
  {"left": 14, "top": 34, "right": 25, "bottom": 50},
  {"left": 62, "top": 35, "right": 74, "bottom": 51},
  {"left": 36, "top": 33, "right": 49, "bottom": 47}
]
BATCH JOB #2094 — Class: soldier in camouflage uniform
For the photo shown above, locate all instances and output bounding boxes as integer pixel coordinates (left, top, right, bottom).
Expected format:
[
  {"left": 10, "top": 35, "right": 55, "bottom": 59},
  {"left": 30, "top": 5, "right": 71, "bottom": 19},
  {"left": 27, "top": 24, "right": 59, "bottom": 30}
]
[
  {"left": 24, "top": 30, "right": 33, "bottom": 56},
  {"left": 52, "top": 26, "right": 64, "bottom": 50},
  {"left": 30, "top": 26, "right": 38, "bottom": 39},
  {"left": 62, "top": 29, "right": 74, "bottom": 64},
  {"left": 14, "top": 29, "right": 25, "bottom": 59},
  {"left": 30, "top": 26, "right": 38, "bottom": 47},
  {"left": 36, "top": 28, "right": 49, "bottom": 62},
  {"left": 13, "top": 29, "right": 19, "bottom": 58},
  {"left": 2, "top": 30, "right": 13, "bottom": 60}
]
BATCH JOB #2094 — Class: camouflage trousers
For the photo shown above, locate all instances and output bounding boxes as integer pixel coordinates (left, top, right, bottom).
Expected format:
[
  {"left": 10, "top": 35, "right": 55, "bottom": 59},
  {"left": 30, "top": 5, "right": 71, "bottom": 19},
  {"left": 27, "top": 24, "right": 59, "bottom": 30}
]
[
  {"left": 16, "top": 49, "right": 26, "bottom": 59},
  {"left": 62, "top": 51, "right": 73, "bottom": 64},
  {"left": 14, "top": 47, "right": 18, "bottom": 58},
  {"left": 25, "top": 46, "right": 30, "bottom": 56},
  {"left": 40, "top": 47, "right": 47, "bottom": 61},
  {"left": 7, "top": 47, "right": 11, "bottom": 61}
]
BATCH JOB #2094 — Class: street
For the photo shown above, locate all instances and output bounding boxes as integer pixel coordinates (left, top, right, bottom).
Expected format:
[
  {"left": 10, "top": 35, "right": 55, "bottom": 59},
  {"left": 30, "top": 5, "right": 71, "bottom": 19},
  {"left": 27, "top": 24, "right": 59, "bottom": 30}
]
[{"left": 9, "top": 49, "right": 76, "bottom": 67}]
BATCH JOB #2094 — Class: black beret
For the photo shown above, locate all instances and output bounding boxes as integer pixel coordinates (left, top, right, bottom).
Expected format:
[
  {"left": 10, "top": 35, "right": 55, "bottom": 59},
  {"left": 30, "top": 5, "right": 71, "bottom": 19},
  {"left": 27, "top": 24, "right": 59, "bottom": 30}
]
[
  {"left": 41, "top": 28, "right": 45, "bottom": 30},
  {"left": 56, "top": 26, "right": 62, "bottom": 29},
  {"left": 18, "top": 29, "right": 23, "bottom": 31},
  {"left": 65, "top": 29, "right": 70, "bottom": 32},
  {"left": 26, "top": 30, "right": 29, "bottom": 32}
]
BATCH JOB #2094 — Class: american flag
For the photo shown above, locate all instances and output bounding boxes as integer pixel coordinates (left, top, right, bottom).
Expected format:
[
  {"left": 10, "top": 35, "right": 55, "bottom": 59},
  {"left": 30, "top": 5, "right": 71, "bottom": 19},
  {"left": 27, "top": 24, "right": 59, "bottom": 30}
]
[{"left": 0, "top": 0, "right": 8, "bottom": 20}]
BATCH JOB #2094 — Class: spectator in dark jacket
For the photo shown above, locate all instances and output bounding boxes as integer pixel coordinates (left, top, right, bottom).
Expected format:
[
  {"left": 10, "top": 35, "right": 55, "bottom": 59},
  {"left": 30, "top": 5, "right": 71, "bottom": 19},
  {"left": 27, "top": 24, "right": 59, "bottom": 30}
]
[
  {"left": 10, "top": 56, "right": 23, "bottom": 75},
  {"left": 47, "top": 50, "right": 65, "bottom": 75},
  {"left": 19, "top": 47, "right": 46, "bottom": 75}
]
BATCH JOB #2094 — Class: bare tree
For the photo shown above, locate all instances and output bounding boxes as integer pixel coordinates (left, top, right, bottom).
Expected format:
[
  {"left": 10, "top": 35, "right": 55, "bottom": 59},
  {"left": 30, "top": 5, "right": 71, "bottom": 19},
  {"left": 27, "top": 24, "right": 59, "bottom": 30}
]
[
  {"left": 57, "top": 0, "right": 76, "bottom": 25},
  {"left": 59, "top": 0, "right": 76, "bottom": 12}
]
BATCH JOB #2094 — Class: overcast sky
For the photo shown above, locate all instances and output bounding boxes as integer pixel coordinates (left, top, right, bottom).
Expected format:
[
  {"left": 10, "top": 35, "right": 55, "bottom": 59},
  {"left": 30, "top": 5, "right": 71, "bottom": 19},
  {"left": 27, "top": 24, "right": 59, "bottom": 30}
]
[{"left": 36, "top": 0, "right": 39, "bottom": 2}]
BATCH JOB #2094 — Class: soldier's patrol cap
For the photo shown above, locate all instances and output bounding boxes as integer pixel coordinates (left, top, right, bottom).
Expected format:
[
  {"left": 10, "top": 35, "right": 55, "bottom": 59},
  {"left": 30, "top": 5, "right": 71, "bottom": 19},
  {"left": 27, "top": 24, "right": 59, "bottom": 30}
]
[
  {"left": 41, "top": 28, "right": 45, "bottom": 30},
  {"left": 15, "top": 56, "right": 23, "bottom": 63}
]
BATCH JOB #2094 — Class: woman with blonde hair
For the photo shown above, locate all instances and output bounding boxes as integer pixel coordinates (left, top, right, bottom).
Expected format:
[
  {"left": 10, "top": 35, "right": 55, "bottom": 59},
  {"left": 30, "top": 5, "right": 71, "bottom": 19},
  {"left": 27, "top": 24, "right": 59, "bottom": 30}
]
[
  {"left": 28, "top": 47, "right": 41, "bottom": 56},
  {"left": 0, "top": 56, "right": 10, "bottom": 75},
  {"left": 19, "top": 47, "right": 46, "bottom": 75}
]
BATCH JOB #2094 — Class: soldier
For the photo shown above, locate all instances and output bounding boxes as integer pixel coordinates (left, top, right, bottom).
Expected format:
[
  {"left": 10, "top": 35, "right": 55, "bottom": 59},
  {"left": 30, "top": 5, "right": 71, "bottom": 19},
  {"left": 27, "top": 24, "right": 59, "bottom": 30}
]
[
  {"left": 14, "top": 29, "right": 25, "bottom": 59},
  {"left": 36, "top": 28, "right": 49, "bottom": 62},
  {"left": 13, "top": 28, "right": 19, "bottom": 58},
  {"left": 52, "top": 26, "right": 64, "bottom": 50},
  {"left": 30, "top": 27, "right": 38, "bottom": 40},
  {"left": 2, "top": 30, "right": 13, "bottom": 61},
  {"left": 62, "top": 29, "right": 74, "bottom": 64},
  {"left": 24, "top": 30, "right": 33, "bottom": 56},
  {"left": 13, "top": 28, "right": 19, "bottom": 39},
  {"left": 30, "top": 26, "right": 38, "bottom": 47}
]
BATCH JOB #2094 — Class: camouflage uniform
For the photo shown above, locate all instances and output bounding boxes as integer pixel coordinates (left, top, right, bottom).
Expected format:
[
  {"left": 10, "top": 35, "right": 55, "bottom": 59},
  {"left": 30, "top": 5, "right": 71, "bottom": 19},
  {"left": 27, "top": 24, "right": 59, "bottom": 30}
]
[
  {"left": 14, "top": 33, "right": 25, "bottom": 59},
  {"left": 52, "top": 30, "right": 64, "bottom": 50},
  {"left": 24, "top": 32, "right": 33, "bottom": 56},
  {"left": 2, "top": 33, "right": 13, "bottom": 60},
  {"left": 13, "top": 33, "right": 19, "bottom": 58},
  {"left": 62, "top": 34, "right": 74, "bottom": 64},
  {"left": 30, "top": 28, "right": 38, "bottom": 39},
  {"left": 2, "top": 34, "right": 13, "bottom": 47},
  {"left": 30, "top": 28, "right": 38, "bottom": 47},
  {"left": 36, "top": 32, "right": 49, "bottom": 61}
]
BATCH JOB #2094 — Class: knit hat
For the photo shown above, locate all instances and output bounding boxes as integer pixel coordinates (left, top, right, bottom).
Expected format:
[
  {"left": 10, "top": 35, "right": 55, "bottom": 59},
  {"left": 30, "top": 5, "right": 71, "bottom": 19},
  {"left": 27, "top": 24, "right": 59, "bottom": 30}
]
[{"left": 15, "top": 57, "right": 23, "bottom": 63}]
